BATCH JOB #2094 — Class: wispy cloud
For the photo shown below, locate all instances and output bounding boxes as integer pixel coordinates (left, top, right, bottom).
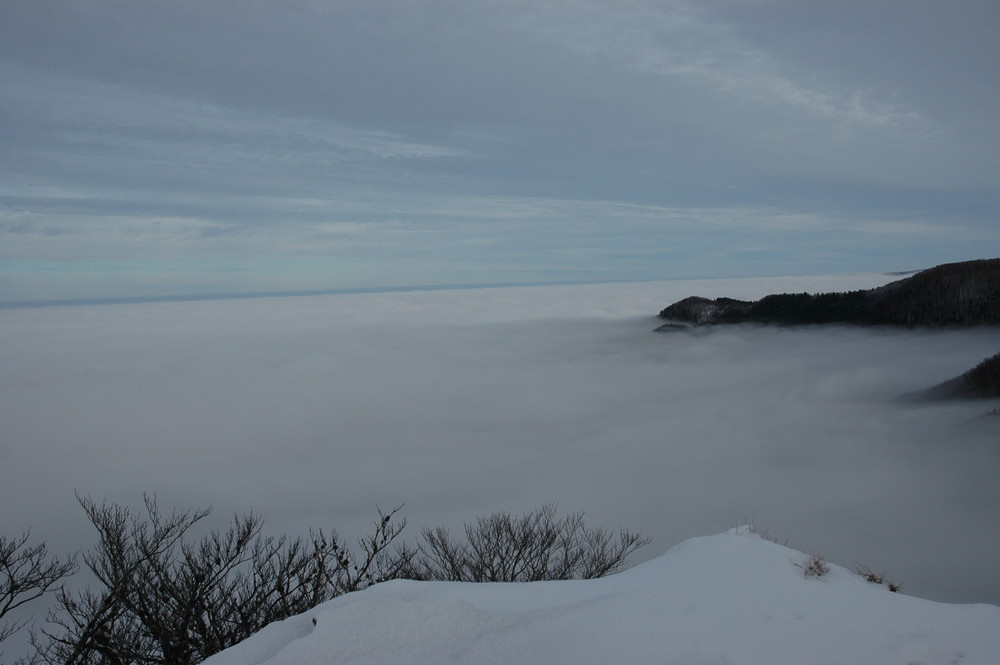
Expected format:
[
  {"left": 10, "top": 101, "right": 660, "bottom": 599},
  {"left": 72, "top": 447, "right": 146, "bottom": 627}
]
[
  {"left": 547, "top": 1, "right": 932, "bottom": 142},
  {"left": 1, "top": 1, "right": 997, "bottom": 300},
  {"left": 1, "top": 64, "right": 472, "bottom": 182},
  {"left": 3, "top": 189, "right": 991, "bottom": 303}
]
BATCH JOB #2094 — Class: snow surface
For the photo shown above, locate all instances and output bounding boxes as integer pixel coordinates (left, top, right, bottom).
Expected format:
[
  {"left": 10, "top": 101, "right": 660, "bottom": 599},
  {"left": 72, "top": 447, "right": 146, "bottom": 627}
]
[{"left": 202, "top": 528, "right": 1000, "bottom": 665}]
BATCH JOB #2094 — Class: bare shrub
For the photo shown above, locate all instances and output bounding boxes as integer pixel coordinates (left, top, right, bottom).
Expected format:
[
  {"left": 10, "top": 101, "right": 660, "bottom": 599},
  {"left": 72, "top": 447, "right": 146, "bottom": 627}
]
[
  {"left": 855, "top": 564, "right": 885, "bottom": 585},
  {"left": 798, "top": 553, "right": 829, "bottom": 578},
  {"left": 27, "top": 499, "right": 646, "bottom": 664},
  {"left": 33, "top": 495, "right": 406, "bottom": 665},
  {"left": 0, "top": 533, "right": 76, "bottom": 651},
  {"left": 732, "top": 521, "right": 788, "bottom": 545},
  {"left": 855, "top": 564, "right": 903, "bottom": 592},
  {"left": 410, "top": 504, "right": 649, "bottom": 582}
]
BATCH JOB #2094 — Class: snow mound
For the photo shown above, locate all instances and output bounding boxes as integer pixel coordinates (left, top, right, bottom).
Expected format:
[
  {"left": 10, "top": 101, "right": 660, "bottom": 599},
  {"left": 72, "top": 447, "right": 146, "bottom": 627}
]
[{"left": 204, "top": 531, "right": 1000, "bottom": 665}]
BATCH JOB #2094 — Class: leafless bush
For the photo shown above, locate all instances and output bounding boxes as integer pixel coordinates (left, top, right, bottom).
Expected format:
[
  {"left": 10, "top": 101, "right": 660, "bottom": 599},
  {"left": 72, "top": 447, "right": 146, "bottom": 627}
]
[
  {"left": 855, "top": 564, "right": 903, "bottom": 592},
  {"left": 732, "top": 521, "right": 788, "bottom": 545},
  {"left": 410, "top": 504, "right": 649, "bottom": 582},
  {"left": 25, "top": 499, "right": 646, "bottom": 664},
  {"left": 0, "top": 533, "right": 76, "bottom": 651},
  {"left": 33, "top": 495, "right": 406, "bottom": 665},
  {"left": 798, "top": 552, "right": 830, "bottom": 578},
  {"left": 856, "top": 564, "right": 884, "bottom": 584}
]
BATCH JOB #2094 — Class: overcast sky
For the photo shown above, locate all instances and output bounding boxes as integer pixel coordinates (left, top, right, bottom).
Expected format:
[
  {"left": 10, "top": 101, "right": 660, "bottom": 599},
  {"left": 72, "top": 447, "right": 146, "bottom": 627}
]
[{"left": 2, "top": 1, "right": 999, "bottom": 301}]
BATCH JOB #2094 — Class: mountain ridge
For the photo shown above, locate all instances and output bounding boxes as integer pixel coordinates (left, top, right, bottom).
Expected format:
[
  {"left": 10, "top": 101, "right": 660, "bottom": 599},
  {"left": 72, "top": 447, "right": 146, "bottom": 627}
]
[
  {"left": 201, "top": 528, "right": 1000, "bottom": 665},
  {"left": 657, "top": 258, "right": 1000, "bottom": 402},
  {"left": 919, "top": 352, "right": 1000, "bottom": 401},
  {"left": 657, "top": 258, "right": 1000, "bottom": 327}
]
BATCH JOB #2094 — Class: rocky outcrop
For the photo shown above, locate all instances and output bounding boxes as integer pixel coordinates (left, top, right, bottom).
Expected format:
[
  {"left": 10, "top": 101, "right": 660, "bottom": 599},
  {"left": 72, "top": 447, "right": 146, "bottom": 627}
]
[{"left": 657, "top": 258, "right": 1000, "bottom": 328}]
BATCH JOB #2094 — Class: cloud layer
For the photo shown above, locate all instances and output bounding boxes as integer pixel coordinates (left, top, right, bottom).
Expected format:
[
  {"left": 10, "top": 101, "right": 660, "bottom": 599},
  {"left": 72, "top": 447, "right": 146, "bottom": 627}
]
[{"left": 2, "top": 275, "right": 998, "bottom": 616}]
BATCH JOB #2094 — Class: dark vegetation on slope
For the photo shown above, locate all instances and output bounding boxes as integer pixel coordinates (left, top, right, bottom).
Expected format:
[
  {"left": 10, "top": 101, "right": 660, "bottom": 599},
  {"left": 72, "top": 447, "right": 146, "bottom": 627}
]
[
  {"left": 919, "top": 352, "right": 1000, "bottom": 400},
  {"left": 657, "top": 258, "right": 1000, "bottom": 405},
  {"left": 657, "top": 258, "right": 1000, "bottom": 328}
]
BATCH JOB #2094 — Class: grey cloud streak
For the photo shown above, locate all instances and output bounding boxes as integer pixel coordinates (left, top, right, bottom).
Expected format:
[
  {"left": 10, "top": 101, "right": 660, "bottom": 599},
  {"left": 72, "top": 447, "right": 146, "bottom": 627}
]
[
  {"left": 2, "top": 1, "right": 996, "bottom": 203},
  {"left": 2, "top": 1, "right": 999, "bottom": 302}
]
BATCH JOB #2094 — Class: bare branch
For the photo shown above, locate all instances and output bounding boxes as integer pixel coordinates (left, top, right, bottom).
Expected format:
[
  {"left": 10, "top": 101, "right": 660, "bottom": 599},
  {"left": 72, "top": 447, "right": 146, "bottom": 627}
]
[
  {"left": 0, "top": 532, "right": 76, "bottom": 646},
  {"left": 413, "top": 504, "right": 648, "bottom": 583}
]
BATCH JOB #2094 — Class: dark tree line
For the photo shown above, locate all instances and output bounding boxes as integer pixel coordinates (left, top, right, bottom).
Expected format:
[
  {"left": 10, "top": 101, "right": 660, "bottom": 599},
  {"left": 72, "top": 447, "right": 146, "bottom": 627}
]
[
  {"left": 3, "top": 498, "right": 647, "bottom": 665},
  {"left": 658, "top": 258, "right": 1000, "bottom": 327},
  {"left": 921, "top": 351, "right": 1000, "bottom": 400}
]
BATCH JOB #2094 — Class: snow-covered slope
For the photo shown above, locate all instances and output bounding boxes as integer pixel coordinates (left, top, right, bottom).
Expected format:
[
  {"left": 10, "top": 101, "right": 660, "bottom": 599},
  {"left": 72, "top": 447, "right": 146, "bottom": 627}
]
[{"left": 203, "top": 528, "right": 1000, "bottom": 665}]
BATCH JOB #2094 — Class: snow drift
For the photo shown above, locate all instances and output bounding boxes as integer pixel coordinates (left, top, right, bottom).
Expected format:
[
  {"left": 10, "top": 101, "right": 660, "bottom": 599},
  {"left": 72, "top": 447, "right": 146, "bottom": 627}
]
[{"left": 203, "top": 528, "right": 1000, "bottom": 665}]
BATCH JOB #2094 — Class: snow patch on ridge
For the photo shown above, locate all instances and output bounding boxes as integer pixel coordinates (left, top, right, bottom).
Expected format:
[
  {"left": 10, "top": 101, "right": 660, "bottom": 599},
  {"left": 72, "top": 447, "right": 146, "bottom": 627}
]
[{"left": 204, "top": 531, "right": 1000, "bottom": 665}]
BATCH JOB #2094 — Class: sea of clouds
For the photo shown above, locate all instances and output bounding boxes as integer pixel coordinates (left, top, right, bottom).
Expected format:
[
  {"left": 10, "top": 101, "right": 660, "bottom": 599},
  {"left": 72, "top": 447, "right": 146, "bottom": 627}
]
[{"left": 2, "top": 273, "right": 998, "bottom": 629}]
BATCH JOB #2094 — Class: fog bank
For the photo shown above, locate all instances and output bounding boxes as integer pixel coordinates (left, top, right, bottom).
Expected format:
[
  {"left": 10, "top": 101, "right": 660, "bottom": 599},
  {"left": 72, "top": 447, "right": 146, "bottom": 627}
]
[{"left": 2, "top": 274, "right": 998, "bottom": 617}]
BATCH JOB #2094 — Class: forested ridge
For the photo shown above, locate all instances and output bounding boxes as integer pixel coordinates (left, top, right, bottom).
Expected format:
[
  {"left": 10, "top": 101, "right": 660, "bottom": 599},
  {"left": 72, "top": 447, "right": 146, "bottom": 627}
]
[
  {"left": 658, "top": 258, "right": 1000, "bottom": 327},
  {"left": 657, "top": 258, "right": 1000, "bottom": 402},
  {"left": 920, "top": 352, "right": 1000, "bottom": 401}
]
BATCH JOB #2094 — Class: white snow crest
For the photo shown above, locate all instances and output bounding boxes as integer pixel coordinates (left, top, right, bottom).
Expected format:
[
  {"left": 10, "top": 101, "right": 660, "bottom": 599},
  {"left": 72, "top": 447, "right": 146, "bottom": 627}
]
[{"left": 203, "top": 531, "right": 1000, "bottom": 665}]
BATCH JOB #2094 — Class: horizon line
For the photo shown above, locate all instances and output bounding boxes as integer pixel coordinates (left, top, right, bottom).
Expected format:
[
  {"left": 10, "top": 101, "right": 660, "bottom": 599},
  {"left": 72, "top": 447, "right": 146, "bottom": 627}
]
[
  {"left": 0, "top": 269, "right": 917, "bottom": 311},
  {"left": 0, "top": 278, "right": 644, "bottom": 310}
]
